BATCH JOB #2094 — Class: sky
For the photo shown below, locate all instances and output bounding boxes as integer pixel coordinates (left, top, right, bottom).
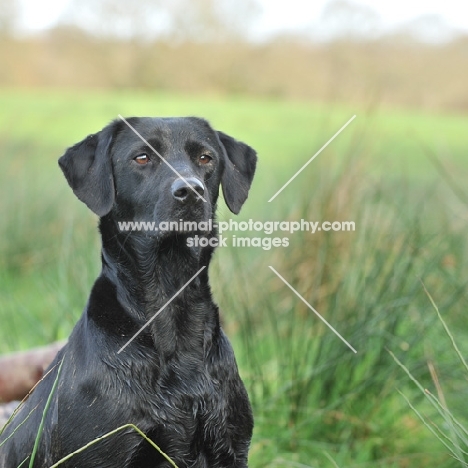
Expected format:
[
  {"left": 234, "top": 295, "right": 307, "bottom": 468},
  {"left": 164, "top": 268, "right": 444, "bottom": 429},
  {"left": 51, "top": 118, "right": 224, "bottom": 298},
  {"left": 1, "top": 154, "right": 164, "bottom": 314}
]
[
  {"left": 255, "top": 0, "right": 468, "bottom": 34},
  {"left": 17, "top": 0, "right": 468, "bottom": 38}
]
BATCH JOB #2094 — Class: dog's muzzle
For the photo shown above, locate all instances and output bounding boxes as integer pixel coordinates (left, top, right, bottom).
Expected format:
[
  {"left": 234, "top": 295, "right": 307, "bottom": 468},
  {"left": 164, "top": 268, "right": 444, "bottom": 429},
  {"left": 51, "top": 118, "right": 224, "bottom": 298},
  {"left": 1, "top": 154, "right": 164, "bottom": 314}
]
[{"left": 171, "top": 177, "right": 205, "bottom": 205}]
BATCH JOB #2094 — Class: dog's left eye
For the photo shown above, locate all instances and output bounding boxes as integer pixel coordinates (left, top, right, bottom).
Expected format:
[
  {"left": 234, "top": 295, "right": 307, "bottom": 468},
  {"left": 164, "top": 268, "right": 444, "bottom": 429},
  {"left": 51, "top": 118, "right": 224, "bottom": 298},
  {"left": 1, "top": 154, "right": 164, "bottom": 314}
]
[
  {"left": 134, "top": 154, "right": 149, "bottom": 165},
  {"left": 198, "top": 154, "right": 212, "bottom": 165}
]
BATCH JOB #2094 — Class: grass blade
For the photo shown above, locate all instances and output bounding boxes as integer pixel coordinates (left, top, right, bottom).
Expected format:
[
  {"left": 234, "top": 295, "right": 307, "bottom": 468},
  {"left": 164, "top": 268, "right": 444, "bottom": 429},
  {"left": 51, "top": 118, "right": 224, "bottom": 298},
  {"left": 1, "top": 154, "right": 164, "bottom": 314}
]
[
  {"left": 49, "top": 423, "right": 178, "bottom": 468},
  {"left": 29, "top": 359, "right": 63, "bottom": 468}
]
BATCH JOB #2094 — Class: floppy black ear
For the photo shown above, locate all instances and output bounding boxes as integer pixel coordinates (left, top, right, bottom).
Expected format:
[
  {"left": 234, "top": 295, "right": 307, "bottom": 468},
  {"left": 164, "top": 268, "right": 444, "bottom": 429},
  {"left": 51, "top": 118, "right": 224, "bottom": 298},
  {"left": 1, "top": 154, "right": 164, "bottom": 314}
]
[
  {"left": 58, "top": 123, "right": 116, "bottom": 217},
  {"left": 217, "top": 131, "right": 257, "bottom": 215}
]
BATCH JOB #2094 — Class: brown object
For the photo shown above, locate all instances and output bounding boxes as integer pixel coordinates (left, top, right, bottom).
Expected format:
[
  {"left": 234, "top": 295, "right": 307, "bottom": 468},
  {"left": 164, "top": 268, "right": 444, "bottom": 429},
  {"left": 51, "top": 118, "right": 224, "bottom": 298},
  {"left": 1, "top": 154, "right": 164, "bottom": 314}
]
[{"left": 0, "top": 341, "right": 66, "bottom": 402}]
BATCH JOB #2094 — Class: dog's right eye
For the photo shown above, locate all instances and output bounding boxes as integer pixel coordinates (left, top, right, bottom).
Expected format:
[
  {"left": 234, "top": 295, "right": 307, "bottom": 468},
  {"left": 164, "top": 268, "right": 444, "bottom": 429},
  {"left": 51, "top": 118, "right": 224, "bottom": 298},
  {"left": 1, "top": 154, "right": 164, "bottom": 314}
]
[{"left": 134, "top": 154, "right": 149, "bottom": 165}]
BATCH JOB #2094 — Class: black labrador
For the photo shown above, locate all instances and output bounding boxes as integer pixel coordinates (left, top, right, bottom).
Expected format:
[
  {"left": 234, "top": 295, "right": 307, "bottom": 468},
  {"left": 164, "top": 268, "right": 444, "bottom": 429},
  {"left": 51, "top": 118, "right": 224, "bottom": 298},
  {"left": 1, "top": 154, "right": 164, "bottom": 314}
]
[{"left": 0, "top": 117, "right": 256, "bottom": 467}]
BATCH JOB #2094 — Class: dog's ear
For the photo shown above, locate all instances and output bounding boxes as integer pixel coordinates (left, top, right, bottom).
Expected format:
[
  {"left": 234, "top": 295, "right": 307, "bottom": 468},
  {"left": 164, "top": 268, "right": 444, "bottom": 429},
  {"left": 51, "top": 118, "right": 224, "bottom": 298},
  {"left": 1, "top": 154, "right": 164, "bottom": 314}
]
[
  {"left": 217, "top": 131, "right": 257, "bottom": 215},
  {"left": 58, "top": 122, "right": 116, "bottom": 217}
]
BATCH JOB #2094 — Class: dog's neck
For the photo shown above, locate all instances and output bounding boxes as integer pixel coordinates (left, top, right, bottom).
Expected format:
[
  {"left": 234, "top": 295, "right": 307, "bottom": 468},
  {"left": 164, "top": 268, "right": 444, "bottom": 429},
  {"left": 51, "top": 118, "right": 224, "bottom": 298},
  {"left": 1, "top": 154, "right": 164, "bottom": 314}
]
[{"left": 92, "top": 215, "right": 218, "bottom": 358}]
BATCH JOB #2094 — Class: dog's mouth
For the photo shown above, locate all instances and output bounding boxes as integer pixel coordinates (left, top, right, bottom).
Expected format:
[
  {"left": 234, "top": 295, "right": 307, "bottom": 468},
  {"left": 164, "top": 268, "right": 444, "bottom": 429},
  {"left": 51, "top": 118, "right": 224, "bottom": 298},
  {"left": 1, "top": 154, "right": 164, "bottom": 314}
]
[
  {"left": 159, "top": 220, "right": 213, "bottom": 237},
  {"left": 116, "top": 216, "right": 212, "bottom": 238},
  {"left": 116, "top": 197, "right": 214, "bottom": 240},
  {"left": 139, "top": 213, "right": 214, "bottom": 239},
  {"left": 155, "top": 201, "right": 213, "bottom": 236}
]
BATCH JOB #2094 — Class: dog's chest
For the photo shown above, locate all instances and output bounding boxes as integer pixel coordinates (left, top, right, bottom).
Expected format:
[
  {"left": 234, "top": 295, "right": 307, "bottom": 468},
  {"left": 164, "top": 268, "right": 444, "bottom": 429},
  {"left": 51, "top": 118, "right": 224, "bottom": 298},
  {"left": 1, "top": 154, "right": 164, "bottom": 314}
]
[
  {"left": 137, "top": 361, "right": 217, "bottom": 426},
  {"left": 124, "top": 365, "right": 226, "bottom": 465}
]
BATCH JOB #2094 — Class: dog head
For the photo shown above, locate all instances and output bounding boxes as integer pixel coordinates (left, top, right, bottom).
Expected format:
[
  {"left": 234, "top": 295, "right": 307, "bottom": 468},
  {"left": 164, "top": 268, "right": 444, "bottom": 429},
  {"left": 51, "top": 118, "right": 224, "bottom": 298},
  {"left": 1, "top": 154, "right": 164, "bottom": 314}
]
[{"left": 58, "top": 117, "right": 257, "bottom": 236}]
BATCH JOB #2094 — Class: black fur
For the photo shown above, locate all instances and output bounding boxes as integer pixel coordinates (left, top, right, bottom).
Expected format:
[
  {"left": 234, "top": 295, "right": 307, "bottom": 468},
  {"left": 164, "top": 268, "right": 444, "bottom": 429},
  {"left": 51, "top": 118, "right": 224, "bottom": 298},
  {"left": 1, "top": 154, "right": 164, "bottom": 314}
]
[{"left": 0, "top": 117, "right": 256, "bottom": 467}]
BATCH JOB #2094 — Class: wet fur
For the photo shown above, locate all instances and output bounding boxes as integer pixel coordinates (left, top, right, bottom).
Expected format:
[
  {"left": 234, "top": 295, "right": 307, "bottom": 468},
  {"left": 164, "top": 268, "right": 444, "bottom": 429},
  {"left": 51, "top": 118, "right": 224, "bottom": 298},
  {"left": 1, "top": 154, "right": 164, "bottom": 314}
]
[{"left": 0, "top": 117, "right": 256, "bottom": 467}]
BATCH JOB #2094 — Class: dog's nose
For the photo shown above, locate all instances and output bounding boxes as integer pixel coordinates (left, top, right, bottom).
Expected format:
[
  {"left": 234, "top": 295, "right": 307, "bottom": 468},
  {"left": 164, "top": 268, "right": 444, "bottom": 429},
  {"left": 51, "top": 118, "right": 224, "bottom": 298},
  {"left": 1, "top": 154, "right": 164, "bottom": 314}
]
[{"left": 171, "top": 177, "right": 205, "bottom": 203}]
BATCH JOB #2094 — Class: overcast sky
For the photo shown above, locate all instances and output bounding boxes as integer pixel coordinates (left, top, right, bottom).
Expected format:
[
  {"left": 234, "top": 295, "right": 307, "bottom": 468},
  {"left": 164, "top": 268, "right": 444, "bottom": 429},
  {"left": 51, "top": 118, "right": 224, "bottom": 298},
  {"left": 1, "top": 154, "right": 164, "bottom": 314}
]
[
  {"left": 17, "top": 0, "right": 468, "bottom": 38},
  {"left": 256, "top": 0, "right": 468, "bottom": 33}
]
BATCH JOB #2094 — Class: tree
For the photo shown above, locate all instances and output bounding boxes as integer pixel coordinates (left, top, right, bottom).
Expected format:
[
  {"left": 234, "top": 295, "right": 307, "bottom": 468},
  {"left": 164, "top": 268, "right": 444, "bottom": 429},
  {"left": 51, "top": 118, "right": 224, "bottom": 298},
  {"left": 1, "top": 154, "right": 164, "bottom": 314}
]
[
  {"left": 313, "top": 0, "right": 382, "bottom": 41},
  {"left": 60, "top": 0, "right": 261, "bottom": 43},
  {"left": 397, "top": 14, "right": 457, "bottom": 43},
  {"left": 164, "top": 0, "right": 261, "bottom": 42},
  {"left": 60, "top": 0, "right": 165, "bottom": 42},
  {"left": 0, "top": 0, "right": 18, "bottom": 37}
]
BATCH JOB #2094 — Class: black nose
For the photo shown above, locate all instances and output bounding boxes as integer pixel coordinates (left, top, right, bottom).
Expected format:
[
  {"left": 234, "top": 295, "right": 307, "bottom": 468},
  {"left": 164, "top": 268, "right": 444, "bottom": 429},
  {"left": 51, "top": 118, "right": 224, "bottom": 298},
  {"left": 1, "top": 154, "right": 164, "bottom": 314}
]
[{"left": 171, "top": 177, "right": 205, "bottom": 203}]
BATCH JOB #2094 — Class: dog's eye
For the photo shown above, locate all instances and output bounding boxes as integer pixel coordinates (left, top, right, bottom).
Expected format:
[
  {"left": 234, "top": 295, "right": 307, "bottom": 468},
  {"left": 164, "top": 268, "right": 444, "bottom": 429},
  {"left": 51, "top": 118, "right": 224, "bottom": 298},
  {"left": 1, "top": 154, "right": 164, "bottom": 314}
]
[
  {"left": 198, "top": 154, "right": 212, "bottom": 165},
  {"left": 134, "top": 154, "right": 149, "bottom": 165}
]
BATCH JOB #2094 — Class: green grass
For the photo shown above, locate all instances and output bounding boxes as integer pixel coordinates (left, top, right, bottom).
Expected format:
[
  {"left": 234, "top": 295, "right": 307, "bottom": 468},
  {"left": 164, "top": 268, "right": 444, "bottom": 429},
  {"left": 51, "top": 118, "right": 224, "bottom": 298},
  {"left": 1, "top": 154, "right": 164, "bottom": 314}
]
[
  {"left": 1, "top": 89, "right": 468, "bottom": 466},
  {"left": 224, "top": 171, "right": 468, "bottom": 466}
]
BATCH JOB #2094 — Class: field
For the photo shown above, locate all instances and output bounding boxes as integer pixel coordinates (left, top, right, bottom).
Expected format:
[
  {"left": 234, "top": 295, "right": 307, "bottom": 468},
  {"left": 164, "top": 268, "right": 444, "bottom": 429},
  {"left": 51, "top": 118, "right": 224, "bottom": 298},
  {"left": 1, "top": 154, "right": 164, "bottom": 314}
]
[{"left": 1, "top": 89, "right": 468, "bottom": 466}]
